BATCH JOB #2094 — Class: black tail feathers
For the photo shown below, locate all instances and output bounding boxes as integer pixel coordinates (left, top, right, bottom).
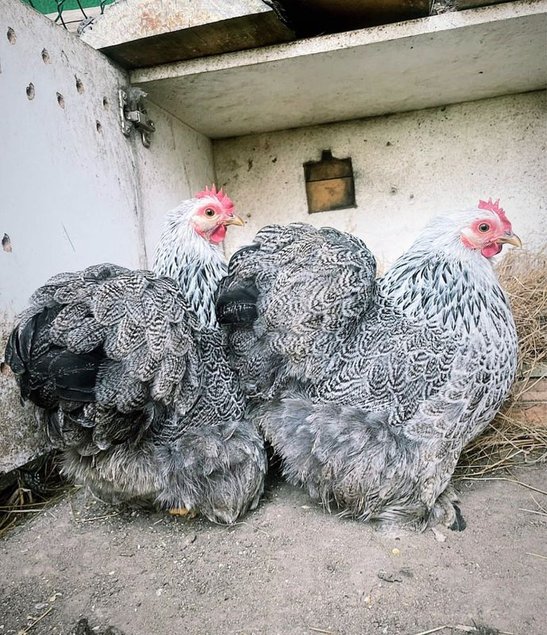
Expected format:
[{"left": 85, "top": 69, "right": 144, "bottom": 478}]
[
  {"left": 5, "top": 307, "right": 102, "bottom": 408},
  {"left": 216, "top": 279, "right": 259, "bottom": 325}
]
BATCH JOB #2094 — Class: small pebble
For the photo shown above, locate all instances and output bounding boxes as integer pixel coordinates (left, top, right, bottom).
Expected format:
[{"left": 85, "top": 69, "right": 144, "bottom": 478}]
[
  {"left": 431, "top": 527, "right": 447, "bottom": 542},
  {"left": 377, "top": 570, "right": 402, "bottom": 583}
]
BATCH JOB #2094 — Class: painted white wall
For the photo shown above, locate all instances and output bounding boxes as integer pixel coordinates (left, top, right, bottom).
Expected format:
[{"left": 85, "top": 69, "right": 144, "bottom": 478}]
[
  {"left": 0, "top": 0, "right": 138, "bottom": 473},
  {"left": 0, "top": 0, "right": 214, "bottom": 473},
  {"left": 0, "top": 1, "right": 142, "bottom": 317},
  {"left": 132, "top": 100, "right": 215, "bottom": 267},
  {"left": 215, "top": 91, "right": 547, "bottom": 268}
]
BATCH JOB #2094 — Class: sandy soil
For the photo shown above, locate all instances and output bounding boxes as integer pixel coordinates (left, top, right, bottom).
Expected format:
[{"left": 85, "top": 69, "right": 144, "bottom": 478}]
[{"left": 0, "top": 465, "right": 545, "bottom": 635}]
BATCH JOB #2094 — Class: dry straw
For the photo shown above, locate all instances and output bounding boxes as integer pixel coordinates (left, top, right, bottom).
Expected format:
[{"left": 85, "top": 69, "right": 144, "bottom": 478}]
[
  {"left": 457, "top": 248, "right": 547, "bottom": 476},
  {"left": 0, "top": 454, "right": 68, "bottom": 539}
]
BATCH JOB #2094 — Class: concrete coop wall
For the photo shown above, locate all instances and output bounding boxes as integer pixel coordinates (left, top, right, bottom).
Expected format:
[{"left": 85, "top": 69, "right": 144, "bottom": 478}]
[
  {"left": 0, "top": 0, "right": 546, "bottom": 476},
  {"left": 0, "top": 0, "right": 214, "bottom": 473},
  {"left": 215, "top": 91, "right": 547, "bottom": 266}
]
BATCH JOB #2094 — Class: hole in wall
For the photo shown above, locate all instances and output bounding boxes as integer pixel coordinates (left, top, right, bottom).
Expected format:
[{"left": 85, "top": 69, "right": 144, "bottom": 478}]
[
  {"left": 304, "top": 150, "right": 356, "bottom": 214},
  {"left": 75, "top": 76, "right": 84, "bottom": 93},
  {"left": 96, "top": 120, "right": 102, "bottom": 133},
  {"left": 41, "top": 48, "right": 50, "bottom": 63},
  {"left": 102, "top": 96, "right": 109, "bottom": 109},
  {"left": 2, "top": 233, "right": 12, "bottom": 253},
  {"left": 7, "top": 27, "right": 16, "bottom": 44},
  {"left": 57, "top": 92, "right": 65, "bottom": 108},
  {"left": 26, "top": 83, "right": 35, "bottom": 100}
]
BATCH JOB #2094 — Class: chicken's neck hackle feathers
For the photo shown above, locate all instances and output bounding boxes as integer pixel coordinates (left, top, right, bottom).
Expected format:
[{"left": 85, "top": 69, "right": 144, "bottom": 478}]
[
  {"left": 379, "top": 210, "right": 514, "bottom": 335},
  {"left": 153, "top": 198, "right": 227, "bottom": 328}
]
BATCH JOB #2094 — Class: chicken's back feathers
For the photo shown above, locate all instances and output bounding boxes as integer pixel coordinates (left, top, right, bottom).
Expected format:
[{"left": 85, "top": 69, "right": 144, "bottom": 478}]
[
  {"left": 6, "top": 264, "right": 201, "bottom": 445},
  {"left": 218, "top": 223, "right": 377, "bottom": 397}
]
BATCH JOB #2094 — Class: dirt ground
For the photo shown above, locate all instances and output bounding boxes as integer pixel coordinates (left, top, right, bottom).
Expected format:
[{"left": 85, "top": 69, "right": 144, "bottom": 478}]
[{"left": 0, "top": 465, "right": 545, "bottom": 635}]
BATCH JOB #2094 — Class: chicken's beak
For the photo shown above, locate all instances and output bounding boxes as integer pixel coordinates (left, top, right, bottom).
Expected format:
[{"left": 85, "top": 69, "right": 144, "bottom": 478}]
[
  {"left": 223, "top": 215, "right": 245, "bottom": 227},
  {"left": 497, "top": 233, "right": 522, "bottom": 248}
]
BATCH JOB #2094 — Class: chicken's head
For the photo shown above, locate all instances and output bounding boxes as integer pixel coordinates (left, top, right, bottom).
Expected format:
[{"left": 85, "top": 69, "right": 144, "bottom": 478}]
[
  {"left": 191, "top": 186, "right": 244, "bottom": 244},
  {"left": 460, "top": 199, "right": 522, "bottom": 258}
]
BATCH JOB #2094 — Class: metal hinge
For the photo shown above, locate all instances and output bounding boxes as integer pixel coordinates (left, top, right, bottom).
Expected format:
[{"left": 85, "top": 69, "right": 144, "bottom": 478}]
[{"left": 119, "top": 87, "right": 155, "bottom": 148}]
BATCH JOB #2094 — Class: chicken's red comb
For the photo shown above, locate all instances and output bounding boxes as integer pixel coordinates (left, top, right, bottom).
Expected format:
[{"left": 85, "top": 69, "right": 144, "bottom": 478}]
[
  {"left": 478, "top": 198, "right": 512, "bottom": 232},
  {"left": 196, "top": 185, "right": 234, "bottom": 212}
]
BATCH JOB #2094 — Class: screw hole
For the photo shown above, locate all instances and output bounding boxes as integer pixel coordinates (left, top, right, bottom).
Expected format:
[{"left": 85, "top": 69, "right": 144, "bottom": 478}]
[
  {"left": 102, "top": 96, "right": 109, "bottom": 109},
  {"left": 41, "top": 48, "right": 50, "bottom": 63},
  {"left": 57, "top": 92, "right": 65, "bottom": 108},
  {"left": 96, "top": 121, "right": 102, "bottom": 133},
  {"left": 26, "top": 83, "right": 35, "bottom": 100},
  {"left": 75, "top": 77, "right": 84, "bottom": 93},
  {"left": 2, "top": 233, "right": 12, "bottom": 253},
  {"left": 7, "top": 27, "right": 16, "bottom": 44}
]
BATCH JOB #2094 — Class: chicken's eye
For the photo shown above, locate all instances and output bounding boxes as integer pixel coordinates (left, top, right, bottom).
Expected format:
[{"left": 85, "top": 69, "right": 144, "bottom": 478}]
[
  {"left": 204, "top": 208, "right": 215, "bottom": 217},
  {"left": 478, "top": 223, "right": 490, "bottom": 233}
]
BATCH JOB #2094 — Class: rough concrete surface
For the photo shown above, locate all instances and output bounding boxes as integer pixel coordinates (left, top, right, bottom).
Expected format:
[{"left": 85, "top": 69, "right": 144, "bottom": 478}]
[
  {"left": 216, "top": 92, "right": 547, "bottom": 267},
  {"left": 82, "top": 0, "right": 272, "bottom": 49},
  {"left": 133, "top": 1, "right": 547, "bottom": 138},
  {"left": 0, "top": 466, "right": 545, "bottom": 634},
  {"left": 0, "top": 320, "right": 48, "bottom": 475}
]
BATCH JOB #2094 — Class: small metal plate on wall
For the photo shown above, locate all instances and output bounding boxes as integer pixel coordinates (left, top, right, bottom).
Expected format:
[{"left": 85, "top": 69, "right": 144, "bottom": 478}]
[{"left": 304, "top": 150, "right": 355, "bottom": 213}]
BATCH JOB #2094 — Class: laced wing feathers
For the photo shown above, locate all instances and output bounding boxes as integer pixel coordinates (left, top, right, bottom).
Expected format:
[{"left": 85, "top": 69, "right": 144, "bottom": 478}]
[{"left": 6, "top": 265, "right": 202, "bottom": 453}]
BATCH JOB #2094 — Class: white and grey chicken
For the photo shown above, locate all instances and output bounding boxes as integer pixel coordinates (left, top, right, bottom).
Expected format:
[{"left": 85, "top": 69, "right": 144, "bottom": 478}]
[
  {"left": 217, "top": 199, "right": 521, "bottom": 530},
  {"left": 6, "top": 187, "right": 267, "bottom": 524}
]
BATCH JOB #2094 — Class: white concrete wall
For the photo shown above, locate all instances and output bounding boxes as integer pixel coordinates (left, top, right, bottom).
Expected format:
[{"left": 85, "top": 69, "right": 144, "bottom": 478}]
[
  {"left": 214, "top": 91, "right": 547, "bottom": 268},
  {"left": 0, "top": 0, "right": 214, "bottom": 473},
  {"left": 132, "top": 100, "right": 215, "bottom": 266},
  {"left": 0, "top": 1, "right": 142, "bottom": 317},
  {"left": 0, "top": 0, "right": 138, "bottom": 473}
]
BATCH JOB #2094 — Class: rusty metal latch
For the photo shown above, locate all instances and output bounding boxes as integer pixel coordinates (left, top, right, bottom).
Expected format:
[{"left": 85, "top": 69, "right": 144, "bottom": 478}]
[{"left": 119, "top": 87, "right": 155, "bottom": 148}]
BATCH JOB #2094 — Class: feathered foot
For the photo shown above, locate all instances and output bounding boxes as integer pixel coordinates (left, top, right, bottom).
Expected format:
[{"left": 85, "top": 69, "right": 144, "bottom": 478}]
[
  {"left": 427, "top": 483, "right": 467, "bottom": 531},
  {"left": 169, "top": 507, "right": 197, "bottom": 518},
  {"left": 156, "top": 420, "right": 267, "bottom": 525},
  {"left": 61, "top": 444, "right": 159, "bottom": 507},
  {"left": 256, "top": 398, "right": 469, "bottom": 532}
]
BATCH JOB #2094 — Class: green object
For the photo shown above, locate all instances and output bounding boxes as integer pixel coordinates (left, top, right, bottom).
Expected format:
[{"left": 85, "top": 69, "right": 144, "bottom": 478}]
[{"left": 22, "top": 0, "right": 115, "bottom": 15}]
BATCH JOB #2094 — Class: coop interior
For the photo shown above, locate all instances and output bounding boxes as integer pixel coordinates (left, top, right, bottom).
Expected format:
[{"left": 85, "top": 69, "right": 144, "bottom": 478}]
[
  {"left": 0, "top": 3, "right": 546, "bottom": 634},
  {"left": 1, "top": 0, "right": 546, "bottom": 523}
]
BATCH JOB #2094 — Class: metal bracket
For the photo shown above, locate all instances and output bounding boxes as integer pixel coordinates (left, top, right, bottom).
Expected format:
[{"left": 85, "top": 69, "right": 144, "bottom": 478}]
[{"left": 119, "top": 87, "right": 155, "bottom": 148}]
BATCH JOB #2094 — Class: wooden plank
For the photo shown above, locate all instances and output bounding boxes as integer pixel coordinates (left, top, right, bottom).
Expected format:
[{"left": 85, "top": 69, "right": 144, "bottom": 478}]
[
  {"left": 456, "top": 0, "right": 513, "bottom": 8},
  {"left": 98, "top": 12, "right": 294, "bottom": 69},
  {"left": 306, "top": 177, "right": 356, "bottom": 213},
  {"left": 304, "top": 152, "right": 354, "bottom": 182}
]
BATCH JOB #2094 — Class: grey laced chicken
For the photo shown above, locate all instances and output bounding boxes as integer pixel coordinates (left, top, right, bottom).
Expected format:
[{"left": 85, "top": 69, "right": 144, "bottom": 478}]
[
  {"left": 5, "top": 187, "right": 267, "bottom": 524},
  {"left": 217, "top": 199, "right": 521, "bottom": 530}
]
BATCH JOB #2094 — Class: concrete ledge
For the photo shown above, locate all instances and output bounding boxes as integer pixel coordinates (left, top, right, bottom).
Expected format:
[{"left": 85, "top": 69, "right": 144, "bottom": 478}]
[
  {"left": 131, "top": 0, "right": 547, "bottom": 138},
  {"left": 81, "top": 0, "right": 294, "bottom": 69}
]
